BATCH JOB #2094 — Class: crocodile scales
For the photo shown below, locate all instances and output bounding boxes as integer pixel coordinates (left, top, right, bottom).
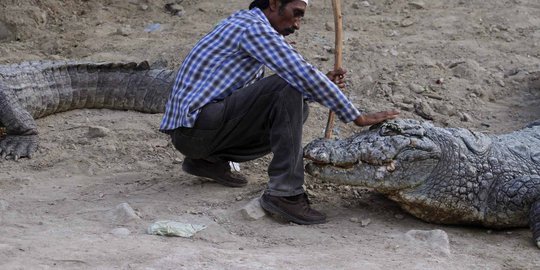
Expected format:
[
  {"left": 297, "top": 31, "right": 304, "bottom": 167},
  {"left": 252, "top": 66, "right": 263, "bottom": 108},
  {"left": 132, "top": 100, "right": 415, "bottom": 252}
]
[
  {"left": 304, "top": 119, "right": 540, "bottom": 248},
  {"left": 0, "top": 60, "right": 175, "bottom": 159}
]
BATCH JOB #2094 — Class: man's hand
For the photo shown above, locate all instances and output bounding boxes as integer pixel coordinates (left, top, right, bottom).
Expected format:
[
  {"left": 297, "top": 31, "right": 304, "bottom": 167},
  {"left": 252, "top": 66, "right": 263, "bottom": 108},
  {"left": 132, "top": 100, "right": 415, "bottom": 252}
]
[
  {"left": 327, "top": 68, "right": 347, "bottom": 89},
  {"left": 354, "top": 109, "right": 400, "bottom": 126}
]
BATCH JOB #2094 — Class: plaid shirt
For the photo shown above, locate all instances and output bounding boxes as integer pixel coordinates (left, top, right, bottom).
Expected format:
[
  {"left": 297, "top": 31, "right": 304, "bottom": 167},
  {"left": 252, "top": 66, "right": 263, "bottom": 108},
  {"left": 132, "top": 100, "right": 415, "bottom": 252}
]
[{"left": 160, "top": 8, "right": 361, "bottom": 131}]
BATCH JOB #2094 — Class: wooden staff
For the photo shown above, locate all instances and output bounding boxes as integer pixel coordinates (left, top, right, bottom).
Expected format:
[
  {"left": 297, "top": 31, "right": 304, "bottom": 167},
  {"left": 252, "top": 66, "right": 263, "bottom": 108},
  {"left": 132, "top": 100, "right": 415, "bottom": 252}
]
[{"left": 324, "top": 0, "right": 343, "bottom": 139}]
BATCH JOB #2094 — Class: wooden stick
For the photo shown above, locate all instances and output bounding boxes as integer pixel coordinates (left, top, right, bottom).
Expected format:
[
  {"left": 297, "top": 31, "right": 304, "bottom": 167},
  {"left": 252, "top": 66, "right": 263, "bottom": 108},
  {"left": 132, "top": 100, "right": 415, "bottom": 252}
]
[{"left": 324, "top": 0, "right": 343, "bottom": 139}]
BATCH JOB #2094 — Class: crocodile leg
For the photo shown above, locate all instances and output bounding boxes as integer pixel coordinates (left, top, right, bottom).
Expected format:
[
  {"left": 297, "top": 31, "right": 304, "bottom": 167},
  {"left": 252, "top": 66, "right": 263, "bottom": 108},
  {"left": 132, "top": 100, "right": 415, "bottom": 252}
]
[
  {"left": 0, "top": 89, "right": 39, "bottom": 160},
  {"left": 530, "top": 200, "right": 540, "bottom": 248}
]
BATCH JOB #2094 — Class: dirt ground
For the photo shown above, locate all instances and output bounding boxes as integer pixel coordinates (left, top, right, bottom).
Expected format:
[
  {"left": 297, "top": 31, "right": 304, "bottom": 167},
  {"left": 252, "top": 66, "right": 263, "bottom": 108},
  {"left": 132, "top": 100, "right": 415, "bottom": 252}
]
[{"left": 1, "top": 0, "right": 539, "bottom": 269}]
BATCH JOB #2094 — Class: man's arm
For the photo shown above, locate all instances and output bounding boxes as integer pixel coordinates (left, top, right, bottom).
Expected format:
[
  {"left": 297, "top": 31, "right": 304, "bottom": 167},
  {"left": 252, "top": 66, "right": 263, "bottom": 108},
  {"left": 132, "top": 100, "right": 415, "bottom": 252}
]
[{"left": 240, "top": 24, "right": 361, "bottom": 123}]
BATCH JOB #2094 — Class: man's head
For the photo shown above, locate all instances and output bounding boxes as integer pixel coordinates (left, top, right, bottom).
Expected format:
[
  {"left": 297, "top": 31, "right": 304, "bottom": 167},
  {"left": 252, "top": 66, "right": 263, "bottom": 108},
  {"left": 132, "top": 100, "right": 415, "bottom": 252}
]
[{"left": 250, "top": 0, "right": 307, "bottom": 36}]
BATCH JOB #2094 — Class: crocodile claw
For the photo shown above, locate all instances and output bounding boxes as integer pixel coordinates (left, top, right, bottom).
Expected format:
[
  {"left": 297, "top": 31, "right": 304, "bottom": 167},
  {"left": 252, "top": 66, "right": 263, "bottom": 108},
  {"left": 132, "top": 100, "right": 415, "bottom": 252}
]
[{"left": 0, "top": 134, "right": 39, "bottom": 160}]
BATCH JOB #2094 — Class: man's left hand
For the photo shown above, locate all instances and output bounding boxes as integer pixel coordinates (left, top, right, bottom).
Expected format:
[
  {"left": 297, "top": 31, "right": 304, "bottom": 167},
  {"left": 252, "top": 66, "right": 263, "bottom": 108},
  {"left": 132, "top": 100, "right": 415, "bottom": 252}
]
[{"left": 327, "top": 68, "right": 347, "bottom": 89}]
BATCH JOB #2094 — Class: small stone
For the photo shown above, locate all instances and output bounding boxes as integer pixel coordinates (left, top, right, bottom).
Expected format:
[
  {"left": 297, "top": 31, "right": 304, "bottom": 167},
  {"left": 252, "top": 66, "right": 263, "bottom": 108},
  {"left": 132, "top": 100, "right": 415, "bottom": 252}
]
[
  {"left": 394, "top": 214, "right": 405, "bottom": 220},
  {"left": 459, "top": 112, "right": 472, "bottom": 122},
  {"left": 108, "top": 202, "right": 141, "bottom": 224},
  {"left": 349, "top": 217, "right": 359, "bottom": 223},
  {"left": 0, "top": 200, "right": 9, "bottom": 211},
  {"left": 314, "top": 55, "right": 330, "bottom": 61},
  {"left": 361, "top": 1, "right": 371, "bottom": 7},
  {"left": 235, "top": 196, "right": 243, "bottom": 201},
  {"left": 240, "top": 197, "right": 266, "bottom": 221},
  {"left": 405, "top": 229, "right": 451, "bottom": 256},
  {"left": 360, "top": 218, "right": 371, "bottom": 227},
  {"left": 115, "top": 26, "right": 133, "bottom": 37},
  {"left": 111, "top": 227, "right": 131, "bottom": 237},
  {"left": 400, "top": 18, "right": 415, "bottom": 27},
  {"left": 409, "top": 83, "right": 425, "bottom": 94},
  {"left": 165, "top": 3, "right": 185, "bottom": 16},
  {"left": 0, "top": 20, "right": 15, "bottom": 42},
  {"left": 408, "top": 1, "right": 426, "bottom": 9},
  {"left": 140, "top": 4, "right": 149, "bottom": 11},
  {"left": 87, "top": 126, "right": 110, "bottom": 138},
  {"left": 172, "top": 158, "right": 183, "bottom": 164},
  {"left": 325, "top": 22, "right": 334, "bottom": 31},
  {"left": 414, "top": 101, "right": 435, "bottom": 120}
]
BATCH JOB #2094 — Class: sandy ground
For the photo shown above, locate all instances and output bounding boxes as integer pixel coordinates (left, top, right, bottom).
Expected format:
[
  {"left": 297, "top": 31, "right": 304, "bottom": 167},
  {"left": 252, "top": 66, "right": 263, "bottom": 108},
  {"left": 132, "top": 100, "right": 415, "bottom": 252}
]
[{"left": 0, "top": 0, "right": 539, "bottom": 269}]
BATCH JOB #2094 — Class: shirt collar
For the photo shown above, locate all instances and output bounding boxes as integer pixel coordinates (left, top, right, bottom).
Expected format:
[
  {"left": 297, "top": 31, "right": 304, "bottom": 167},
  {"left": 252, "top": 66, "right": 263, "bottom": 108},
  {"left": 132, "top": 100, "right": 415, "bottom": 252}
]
[{"left": 250, "top": 8, "right": 271, "bottom": 26}]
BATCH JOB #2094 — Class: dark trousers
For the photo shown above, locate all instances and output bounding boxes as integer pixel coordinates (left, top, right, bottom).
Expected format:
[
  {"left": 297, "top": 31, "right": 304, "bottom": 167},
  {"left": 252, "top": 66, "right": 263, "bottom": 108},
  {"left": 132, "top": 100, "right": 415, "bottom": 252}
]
[{"left": 170, "top": 75, "right": 308, "bottom": 196}]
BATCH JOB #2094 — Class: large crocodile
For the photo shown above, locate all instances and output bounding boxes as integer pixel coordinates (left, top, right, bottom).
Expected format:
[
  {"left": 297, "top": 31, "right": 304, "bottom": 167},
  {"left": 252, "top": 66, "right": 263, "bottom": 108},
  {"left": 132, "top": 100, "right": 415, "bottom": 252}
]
[
  {"left": 304, "top": 119, "right": 540, "bottom": 248},
  {"left": 0, "top": 61, "right": 175, "bottom": 160}
]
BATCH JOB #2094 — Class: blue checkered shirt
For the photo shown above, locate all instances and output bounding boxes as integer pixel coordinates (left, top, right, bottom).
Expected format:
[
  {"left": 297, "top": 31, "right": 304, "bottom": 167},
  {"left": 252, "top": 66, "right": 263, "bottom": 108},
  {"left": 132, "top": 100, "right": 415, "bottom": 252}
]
[{"left": 159, "top": 8, "right": 361, "bottom": 131}]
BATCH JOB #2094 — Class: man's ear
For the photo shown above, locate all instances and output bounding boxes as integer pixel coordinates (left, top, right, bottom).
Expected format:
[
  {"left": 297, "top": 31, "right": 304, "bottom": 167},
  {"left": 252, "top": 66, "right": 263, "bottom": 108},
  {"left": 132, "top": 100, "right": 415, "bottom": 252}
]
[{"left": 268, "top": 0, "right": 279, "bottom": 11}]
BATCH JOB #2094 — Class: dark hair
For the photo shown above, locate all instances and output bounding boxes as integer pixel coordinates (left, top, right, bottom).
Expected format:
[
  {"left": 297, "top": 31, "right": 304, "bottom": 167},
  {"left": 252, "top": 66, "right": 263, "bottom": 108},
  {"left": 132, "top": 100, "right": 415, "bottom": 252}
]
[{"left": 249, "top": 0, "right": 294, "bottom": 10}]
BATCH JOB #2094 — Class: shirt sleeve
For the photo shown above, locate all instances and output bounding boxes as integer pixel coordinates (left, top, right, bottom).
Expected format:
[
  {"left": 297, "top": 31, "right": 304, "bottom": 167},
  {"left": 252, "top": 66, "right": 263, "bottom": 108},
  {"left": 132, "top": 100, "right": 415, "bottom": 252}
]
[{"left": 239, "top": 22, "right": 362, "bottom": 123}]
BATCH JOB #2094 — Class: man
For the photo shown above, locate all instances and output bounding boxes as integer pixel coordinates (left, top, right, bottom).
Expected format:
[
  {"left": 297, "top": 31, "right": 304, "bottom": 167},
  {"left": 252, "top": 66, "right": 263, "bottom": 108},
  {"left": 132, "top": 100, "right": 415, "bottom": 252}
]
[{"left": 160, "top": 0, "right": 399, "bottom": 225}]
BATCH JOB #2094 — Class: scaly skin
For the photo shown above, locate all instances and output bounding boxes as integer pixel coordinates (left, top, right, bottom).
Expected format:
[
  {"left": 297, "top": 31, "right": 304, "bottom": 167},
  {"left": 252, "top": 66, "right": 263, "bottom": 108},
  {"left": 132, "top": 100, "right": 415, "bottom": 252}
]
[
  {"left": 304, "top": 119, "right": 540, "bottom": 248},
  {"left": 0, "top": 61, "right": 175, "bottom": 160}
]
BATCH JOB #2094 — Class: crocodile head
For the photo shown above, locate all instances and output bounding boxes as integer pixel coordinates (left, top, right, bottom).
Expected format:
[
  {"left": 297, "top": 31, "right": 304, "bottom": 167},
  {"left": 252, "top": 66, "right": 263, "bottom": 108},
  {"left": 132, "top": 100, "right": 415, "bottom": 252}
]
[{"left": 304, "top": 119, "right": 442, "bottom": 193}]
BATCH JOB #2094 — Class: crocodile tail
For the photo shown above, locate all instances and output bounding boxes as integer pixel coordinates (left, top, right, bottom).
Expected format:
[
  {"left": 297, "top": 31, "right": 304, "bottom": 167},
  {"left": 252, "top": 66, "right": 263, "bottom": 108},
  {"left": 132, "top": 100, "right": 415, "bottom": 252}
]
[{"left": 0, "top": 61, "right": 176, "bottom": 119}]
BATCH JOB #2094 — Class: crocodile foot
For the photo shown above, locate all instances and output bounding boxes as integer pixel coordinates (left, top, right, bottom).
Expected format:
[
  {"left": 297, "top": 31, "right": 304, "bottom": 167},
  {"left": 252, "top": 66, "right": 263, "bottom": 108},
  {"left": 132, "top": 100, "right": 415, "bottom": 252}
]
[{"left": 0, "top": 134, "right": 39, "bottom": 160}]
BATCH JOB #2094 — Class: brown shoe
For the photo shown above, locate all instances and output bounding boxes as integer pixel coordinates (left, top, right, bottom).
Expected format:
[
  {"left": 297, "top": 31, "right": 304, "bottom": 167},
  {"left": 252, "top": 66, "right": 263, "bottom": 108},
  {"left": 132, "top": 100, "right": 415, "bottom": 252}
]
[
  {"left": 260, "top": 192, "right": 327, "bottom": 225},
  {"left": 182, "top": 158, "right": 248, "bottom": 187}
]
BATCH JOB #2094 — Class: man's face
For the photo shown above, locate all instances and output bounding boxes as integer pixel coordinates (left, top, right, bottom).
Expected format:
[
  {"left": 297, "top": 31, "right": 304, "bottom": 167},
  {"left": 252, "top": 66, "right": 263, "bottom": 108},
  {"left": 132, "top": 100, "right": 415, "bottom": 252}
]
[{"left": 266, "top": 0, "right": 306, "bottom": 36}]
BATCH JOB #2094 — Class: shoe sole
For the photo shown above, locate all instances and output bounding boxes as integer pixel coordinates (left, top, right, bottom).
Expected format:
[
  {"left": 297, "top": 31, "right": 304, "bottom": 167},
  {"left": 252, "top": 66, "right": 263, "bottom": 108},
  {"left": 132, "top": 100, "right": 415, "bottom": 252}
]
[
  {"left": 259, "top": 196, "right": 327, "bottom": 225},
  {"left": 182, "top": 164, "right": 247, "bottom": 188}
]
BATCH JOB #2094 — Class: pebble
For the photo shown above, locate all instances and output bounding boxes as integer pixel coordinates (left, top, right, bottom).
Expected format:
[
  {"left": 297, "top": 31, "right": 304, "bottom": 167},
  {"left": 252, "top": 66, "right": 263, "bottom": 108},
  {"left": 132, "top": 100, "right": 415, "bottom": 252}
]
[
  {"left": 325, "top": 22, "right": 334, "bottom": 32},
  {"left": 110, "top": 227, "right": 131, "bottom": 237},
  {"left": 0, "top": 200, "right": 8, "bottom": 211},
  {"left": 459, "top": 112, "right": 472, "bottom": 122},
  {"left": 108, "top": 202, "right": 141, "bottom": 224},
  {"left": 408, "top": 83, "right": 425, "bottom": 94},
  {"left": 400, "top": 18, "right": 415, "bottom": 27},
  {"left": 240, "top": 197, "right": 266, "bottom": 221},
  {"left": 394, "top": 214, "right": 404, "bottom": 220},
  {"left": 414, "top": 101, "right": 435, "bottom": 120},
  {"left": 87, "top": 126, "right": 110, "bottom": 138},
  {"left": 408, "top": 1, "right": 426, "bottom": 9},
  {"left": 405, "top": 229, "right": 451, "bottom": 256},
  {"left": 165, "top": 3, "right": 185, "bottom": 16},
  {"left": 0, "top": 20, "right": 15, "bottom": 42},
  {"left": 360, "top": 218, "right": 371, "bottom": 227}
]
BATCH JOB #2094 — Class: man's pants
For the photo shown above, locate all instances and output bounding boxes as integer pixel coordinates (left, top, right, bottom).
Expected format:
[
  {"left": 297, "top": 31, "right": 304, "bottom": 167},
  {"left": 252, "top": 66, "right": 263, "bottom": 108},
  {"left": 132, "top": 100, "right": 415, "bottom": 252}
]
[{"left": 170, "top": 75, "right": 308, "bottom": 197}]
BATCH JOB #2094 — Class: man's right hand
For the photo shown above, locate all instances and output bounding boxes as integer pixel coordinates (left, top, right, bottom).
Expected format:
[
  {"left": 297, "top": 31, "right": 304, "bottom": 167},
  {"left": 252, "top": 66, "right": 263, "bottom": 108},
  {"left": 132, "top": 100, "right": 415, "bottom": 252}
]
[{"left": 353, "top": 109, "right": 400, "bottom": 127}]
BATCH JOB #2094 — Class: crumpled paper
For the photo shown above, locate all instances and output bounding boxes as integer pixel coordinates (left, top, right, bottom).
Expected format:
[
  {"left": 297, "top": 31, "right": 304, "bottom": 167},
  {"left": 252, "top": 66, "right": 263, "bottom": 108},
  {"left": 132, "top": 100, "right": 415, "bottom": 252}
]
[{"left": 147, "top": 220, "right": 206, "bottom": 237}]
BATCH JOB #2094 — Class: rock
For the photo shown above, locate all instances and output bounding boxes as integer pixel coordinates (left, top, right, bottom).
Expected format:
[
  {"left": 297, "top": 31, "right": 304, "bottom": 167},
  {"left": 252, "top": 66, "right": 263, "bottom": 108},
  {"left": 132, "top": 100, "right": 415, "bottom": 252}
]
[
  {"left": 408, "top": 1, "right": 426, "bottom": 9},
  {"left": 87, "top": 126, "right": 110, "bottom": 138},
  {"left": 361, "top": 1, "right": 371, "bottom": 7},
  {"left": 0, "top": 200, "right": 8, "bottom": 211},
  {"left": 400, "top": 18, "right": 415, "bottom": 27},
  {"left": 164, "top": 3, "right": 185, "bottom": 16},
  {"left": 404, "top": 229, "right": 451, "bottom": 256},
  {"left": 450, "top": 59, "right": 485, "bottom": 80},
  {"left": 409, "top": 83, "right": 425, "bottom": 94},
  {"left": 0, "top": 21, "right": 15, "bottom": 42},
  {"left": 114, "top": 26, "right": 133, "bottom": 37},
  {"left": 360, "top": 218, "right": 371, "bottom": 227},
  {"left": 459, "top": 112, "right": 472, "bottom": 122},
  {"left": 414, "top": 101, "right": 435, "bottom": 120},
  {"left": 325, "top": 22, "right": 334, "bottom": 32},
  {"left": 108, "top": 203, "right": 141, "bottom": 224},
  {"left": 433, "top": 103, "right": 456, "bottom": 117},
  {"left": 110, "top": 227, "right": 131, "bottom": 237},
  {"left": 240, "top": 197, "right": 266, "bottom": 221}
]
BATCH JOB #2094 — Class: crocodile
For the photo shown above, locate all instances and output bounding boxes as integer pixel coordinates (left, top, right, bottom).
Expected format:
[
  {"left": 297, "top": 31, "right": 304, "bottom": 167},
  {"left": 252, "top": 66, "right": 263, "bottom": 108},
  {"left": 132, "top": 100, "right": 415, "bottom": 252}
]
[
  {"left": 304, "top": 119, "right": 540, "bottom": 248},
  {"left": 0, "top": 60, "right": 175, "bottom": 160}
]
